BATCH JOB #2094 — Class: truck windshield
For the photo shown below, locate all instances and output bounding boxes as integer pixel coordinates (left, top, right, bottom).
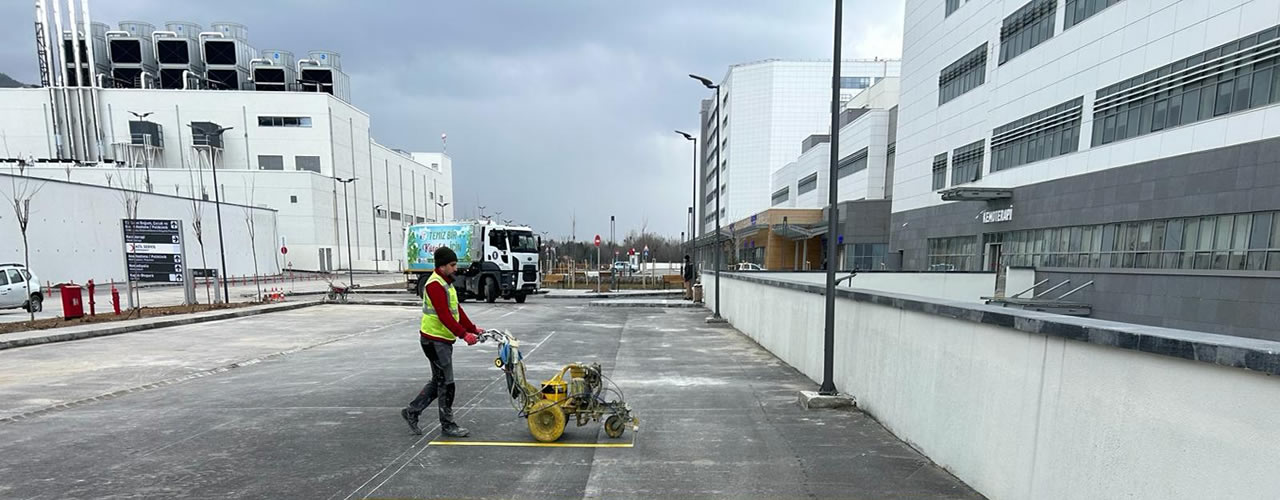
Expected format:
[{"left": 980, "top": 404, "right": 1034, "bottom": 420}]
[{"left": 509, "top": 231, "right": 538, "bottom": 253}]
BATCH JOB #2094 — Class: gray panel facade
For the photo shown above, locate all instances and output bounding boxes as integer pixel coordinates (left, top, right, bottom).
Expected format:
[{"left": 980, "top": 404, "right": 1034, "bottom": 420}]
[{"left": 889, "top": 136, "right": 1280, "bottom": 340}]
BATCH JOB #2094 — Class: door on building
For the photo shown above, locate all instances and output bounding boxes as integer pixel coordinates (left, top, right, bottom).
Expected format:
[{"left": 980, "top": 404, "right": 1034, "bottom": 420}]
[{"left": 985, "top": 242, "right": 1006, "bottom": 296}]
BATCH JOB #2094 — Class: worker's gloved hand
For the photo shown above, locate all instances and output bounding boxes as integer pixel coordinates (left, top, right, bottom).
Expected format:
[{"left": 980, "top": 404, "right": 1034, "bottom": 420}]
[{"left": 462, "top": 332, "right": 478, "bottom": 346}]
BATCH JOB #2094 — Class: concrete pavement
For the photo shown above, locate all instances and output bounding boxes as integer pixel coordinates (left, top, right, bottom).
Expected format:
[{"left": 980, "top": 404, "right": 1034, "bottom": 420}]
[{"left": 0, "top": 300, "right": 981, "bottom": 499}]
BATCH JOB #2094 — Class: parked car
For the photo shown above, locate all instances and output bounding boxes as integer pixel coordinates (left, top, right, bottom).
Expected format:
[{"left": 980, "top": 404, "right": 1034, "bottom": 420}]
[
  {"left": 0, "top": 263, "right": 42, "bottom": 312},
  {"left": 612, "top": 261, "right": 638, "bottom": 274},
  {"left": 734, "top": 263, "right": 765, "bottom": 271}
]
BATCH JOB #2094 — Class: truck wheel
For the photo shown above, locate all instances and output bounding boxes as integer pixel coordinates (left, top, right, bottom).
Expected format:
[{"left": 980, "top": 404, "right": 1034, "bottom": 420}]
[
  {"left": 485, "top": 277, "right": 498, "bottom": 303},
  {"left": 515, "top": 293, "right": 527, "bottom": 304},
  {"left": 414, "top": 276, "right": 427, "bottom": 297}
]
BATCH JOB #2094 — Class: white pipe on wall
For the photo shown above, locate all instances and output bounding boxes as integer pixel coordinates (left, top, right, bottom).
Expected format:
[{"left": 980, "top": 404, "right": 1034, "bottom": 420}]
[
  {"left": 80, "top": 0, "right": 103, "bottom": 162},
  {"left": 50, "top": 0, "right": 79, "bottom": 160},
  {"left": 66, "top": 0, "right": 90, "bottom": 161}
]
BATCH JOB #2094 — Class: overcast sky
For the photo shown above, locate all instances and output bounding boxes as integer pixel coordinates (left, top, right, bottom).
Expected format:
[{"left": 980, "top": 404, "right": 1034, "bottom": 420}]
[{"left": 0, "top": 0, "right": 904, "bottom": 240}]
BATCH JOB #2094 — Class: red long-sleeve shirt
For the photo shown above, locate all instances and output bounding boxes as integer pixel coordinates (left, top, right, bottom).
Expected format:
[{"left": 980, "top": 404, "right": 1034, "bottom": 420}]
[{"left": 421, "top": 270, "right": 479, "bottom": 343}]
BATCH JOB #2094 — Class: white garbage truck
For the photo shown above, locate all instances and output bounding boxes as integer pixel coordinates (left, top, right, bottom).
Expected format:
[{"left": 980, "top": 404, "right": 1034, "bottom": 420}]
[{"left": 403, "top": 220, "right": 542, "bottom": 303}]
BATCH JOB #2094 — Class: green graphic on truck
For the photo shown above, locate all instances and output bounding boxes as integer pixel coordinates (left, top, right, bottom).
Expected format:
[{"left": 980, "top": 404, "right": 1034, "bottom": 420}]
[{"left": 406, "top": 224, "right": 473, "bottom": 271}]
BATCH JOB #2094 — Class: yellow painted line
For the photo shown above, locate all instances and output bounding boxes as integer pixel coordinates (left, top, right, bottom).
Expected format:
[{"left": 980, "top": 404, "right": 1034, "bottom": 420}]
[{"left": 428, "top": 440, "right": 634, "bottom": 448}]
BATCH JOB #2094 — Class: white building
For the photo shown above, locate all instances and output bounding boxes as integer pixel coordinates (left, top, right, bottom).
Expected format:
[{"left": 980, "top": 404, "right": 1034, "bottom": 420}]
[
  {"left": 697, "top": 59, "right": 901, "bottom": 234},
  {"left": 893, "top": 0, "right": 1280, "bottom": 340},
  {"left": 770, "top": 77, "right": 900, "bottom": 209},
  {"left": 0, "top": 87, "right": 452, "bottom": 273},
  {"left": 1, "top": 13, "right": 453, "bottom": 274}
]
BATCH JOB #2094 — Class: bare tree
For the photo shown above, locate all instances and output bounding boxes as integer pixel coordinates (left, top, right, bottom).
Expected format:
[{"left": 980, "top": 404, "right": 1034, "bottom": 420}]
[
  {"left": 1, "top": 133, "right": 46, "bottom": 322},
  {"left": 186, "top": 153, "right": 212, "bottom": 304},
  {"left": 242, "top": 176, "right": 262, "bottom": 301},
  {"left": 106, "top": 168, "right": 145, "bottom": 315}
]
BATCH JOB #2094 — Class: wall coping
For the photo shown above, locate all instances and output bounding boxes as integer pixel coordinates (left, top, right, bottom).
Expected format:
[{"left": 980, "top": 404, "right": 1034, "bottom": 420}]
[{"left": 710, "top": 271, "right": 1280, "bottom": 376}]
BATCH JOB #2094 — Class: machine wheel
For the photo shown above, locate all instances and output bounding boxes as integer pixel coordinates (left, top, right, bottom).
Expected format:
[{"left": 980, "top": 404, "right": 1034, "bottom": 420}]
[
  {"left": 25, "top": 294, "right": 43, "bottom": 313},
  {"left": 514, "top": 293, "right": 527, "bottom": 304},
  {"left": 527, "top": 400, "right": 566, "bottom": 443},
  {"left": 414, "top": 276, "right": 427, "bottom": 297},
  {"left": 604, "top": 415, "right": 625, "bottom": 439},
  {"left": 485, "top": 277, "right": 498, "bottom": 303}
]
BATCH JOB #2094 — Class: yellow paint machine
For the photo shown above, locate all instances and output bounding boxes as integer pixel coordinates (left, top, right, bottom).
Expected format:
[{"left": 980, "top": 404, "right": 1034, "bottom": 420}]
[{"left": 478, "top": 329, "right": 638, "bottom": 442}]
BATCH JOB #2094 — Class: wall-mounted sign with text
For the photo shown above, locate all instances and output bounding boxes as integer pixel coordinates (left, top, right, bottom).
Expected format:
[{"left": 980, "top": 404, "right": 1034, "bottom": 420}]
[{"left": 981, "top": 208, "right": 1013, "bottom": 224}]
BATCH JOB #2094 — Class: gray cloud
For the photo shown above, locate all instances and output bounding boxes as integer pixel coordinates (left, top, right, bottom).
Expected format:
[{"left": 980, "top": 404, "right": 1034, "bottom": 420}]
[{"left": 0, "top": 0, "right": 904, "bottom": 239}]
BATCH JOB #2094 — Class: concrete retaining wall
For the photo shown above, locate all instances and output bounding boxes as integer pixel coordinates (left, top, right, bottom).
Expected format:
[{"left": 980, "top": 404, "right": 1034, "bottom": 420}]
[{"left": 704, "top": 271, "right": 1280, "bottom": 500}]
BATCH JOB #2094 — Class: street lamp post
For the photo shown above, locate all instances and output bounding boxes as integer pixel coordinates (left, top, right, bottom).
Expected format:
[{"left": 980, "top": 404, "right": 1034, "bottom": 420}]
[
  {"left": 188, "top": 123, "right": 233, "bottom": 304},
  {"left": 819, "top": 0, "right": 844, "bottom": 396},
  {"left": 335, "top": 177, "right": 358, "bottom": 288},
  {"left": 373, "top": 204, "right": 382, "bottom": 273},
  {"left": 675, "top": 130, "right": 697, "bottom": 245},
  {"left": 129, "top": 111, "right": 154, "bottom": 193},
  {"left": 436, "top": 200, "right": 450, "bottom": 222},
  {"left": 689, "top": 74, "right": 722, "bottom": 319}
]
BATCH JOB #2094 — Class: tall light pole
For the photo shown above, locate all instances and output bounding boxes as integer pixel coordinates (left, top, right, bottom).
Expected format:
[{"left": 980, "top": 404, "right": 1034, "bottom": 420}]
[
  {"left": 436, "top": 200, "right": 450, "bottom": 222},
  {"left": 689, "top": 73, "right": 722, "bottom": 319},
  {"left": 189, "top": 123, "right": 233, "bottom": 304},
  {"left": 819, "top": 0, "right": 844, "bottom": 396},
  {"left": 335, "top": 177, "right": 357, "bottom": 288},
  {"left": 373, "top": 204, "right": 382, "bottom": 272},
  {"left": 675, "top": 130, "right": 697, "bottom": 245},
  {"left": 129, "top": 111, "right": 154, "bottom": 192}
]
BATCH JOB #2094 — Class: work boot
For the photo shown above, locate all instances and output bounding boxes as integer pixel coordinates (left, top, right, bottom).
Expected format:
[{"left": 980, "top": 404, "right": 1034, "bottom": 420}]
[
  {"left": 401, "top": 408, "right": 422, "bottom": 435},
  {"left": 441, "top": 424, "right": 470, "bottom": 438}
]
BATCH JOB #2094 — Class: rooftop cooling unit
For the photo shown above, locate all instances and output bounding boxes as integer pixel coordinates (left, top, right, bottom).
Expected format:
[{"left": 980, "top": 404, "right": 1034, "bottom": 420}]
[
  {"left": 106, "top": 21, "right": 158, "bottom": 89},
  {"left": 299, "top": 50, "right": 351, "bottom": 101},
  {"left": 252, "top": 49, "right": 295, "bottom": 92},
  {"left": 201, "top": 23, "right": 255, "bottom": 91}
]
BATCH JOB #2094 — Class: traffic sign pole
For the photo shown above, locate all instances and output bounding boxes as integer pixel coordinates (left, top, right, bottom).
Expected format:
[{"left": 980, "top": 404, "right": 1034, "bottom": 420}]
[{"left": 180, "top": 221, "right": 194, "bottom": 305}]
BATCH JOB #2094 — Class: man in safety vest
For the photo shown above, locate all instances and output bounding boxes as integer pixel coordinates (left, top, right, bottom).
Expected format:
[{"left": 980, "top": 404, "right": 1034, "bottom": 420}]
[{"left": 401, "top": 246, "right": 482, "bottom": 437}]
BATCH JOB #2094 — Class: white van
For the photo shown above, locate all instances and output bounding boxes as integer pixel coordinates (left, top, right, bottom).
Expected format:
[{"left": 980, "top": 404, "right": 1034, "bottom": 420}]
[{"left": 0, "top": 263, "right": 42, "bottom": 312}]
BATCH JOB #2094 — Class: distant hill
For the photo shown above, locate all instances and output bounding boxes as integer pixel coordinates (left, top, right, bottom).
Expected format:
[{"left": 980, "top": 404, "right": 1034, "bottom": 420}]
[{"left": 0, "top": 72, "right": 30, "bottom": 88}]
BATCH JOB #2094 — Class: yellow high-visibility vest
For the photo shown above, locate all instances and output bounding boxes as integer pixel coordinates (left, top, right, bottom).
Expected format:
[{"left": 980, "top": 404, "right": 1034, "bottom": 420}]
[{"left": 420, "top": 272, "right": 460, "bottom": 341}]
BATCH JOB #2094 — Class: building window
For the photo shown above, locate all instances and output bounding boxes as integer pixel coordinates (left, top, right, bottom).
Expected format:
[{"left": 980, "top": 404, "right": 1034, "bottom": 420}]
[
  {"left": 771, "top": 187, "right": 790, "bottom": 206},
  {"left": 845, "top": 243, "right": 889, "bottom": 270},
  {"left": 295, "top": 155, "right": 322, "bottom": 173},
  {"left": 257, "top": 116, "right": 312, "bottom": 127},
  {"left": 837, "top": 147, "right": 869, "bottom": 178},
  {"left": 932, "top": 153, "right": 948, "bottom": 191},
  {"left": 946, "top": 0, "right": 967, "bottom": 16},
  {"left": 1000, "top": 0, "right": 1057, "bottom": 65},
  {"left": 1001, "top": 211, "right": 1280, "bottom": 271},
  {"left": 257, "top": 155, "right": 283, "bottom": 170},
  {"left": 416, "top": 216, "right": 425, "bottom": 223},
  {"left": 376, "top": 208, "right": 388, "bottom": 218},
  {"left": 391, "top": 211, "right": 402, "bottom": 221},
  {"left": 992, "top": 97, "right": 1082, "bottom": 172},
  {"left": 1064, "top": 0, "right": 1123, "bottom": 29},
  {"left": 939, "top": 43, "right": 988, "bottom": 104},
  {"left": 928, "top": 236, "right": 978, "bottom": 271},
  {"left": 797, "top": 173, "right": 818, "bottom": 195},
  {"left": 1093, "top": 25, "right": 1280, "bottom": 148},
  {"left": 951, "top": 140, "right": 985, "bottom": 186},
  {"left": 840, "top": 77, "right": 874, "bottom": 89},
  {"left": 290, "top": 195, "right": 298, "bottom": 203}
]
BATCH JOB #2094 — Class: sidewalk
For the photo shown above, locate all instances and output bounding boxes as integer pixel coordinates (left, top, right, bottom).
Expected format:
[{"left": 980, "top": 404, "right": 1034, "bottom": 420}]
[
  {"left": 543, "top": 289, "right": 684, "bottom": 299},
  {"left": 0, "top": 273, "right": 404, "bottom": 325}
]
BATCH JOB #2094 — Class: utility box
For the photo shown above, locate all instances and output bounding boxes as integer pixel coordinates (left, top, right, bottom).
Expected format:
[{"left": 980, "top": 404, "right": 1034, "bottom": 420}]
[
  {"left": 693, "top": 284, "right": 703, "bottom": 303},
  {"left": 60, "top": 284, "right": 84, "bottom": 320}
]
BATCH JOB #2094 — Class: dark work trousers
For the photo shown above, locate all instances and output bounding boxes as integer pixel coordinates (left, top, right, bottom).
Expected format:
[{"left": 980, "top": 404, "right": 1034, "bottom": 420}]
[{"left": 407, "top": 339, "right": 457, "bottom": 427}]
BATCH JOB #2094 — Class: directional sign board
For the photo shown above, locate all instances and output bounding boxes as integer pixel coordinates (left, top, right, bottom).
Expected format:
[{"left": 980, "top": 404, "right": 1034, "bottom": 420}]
[{"left": 122, "top": 219, "right": 185, "bottom": 283}]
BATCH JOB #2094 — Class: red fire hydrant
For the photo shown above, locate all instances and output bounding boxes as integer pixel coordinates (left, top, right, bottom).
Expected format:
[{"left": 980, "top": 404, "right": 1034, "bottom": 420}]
[
  {"left": 111, "top": 282, "right": 121, "bottom": 315},
  {"left": 87, "top": 279, "right": 96, "bottom": 316}
]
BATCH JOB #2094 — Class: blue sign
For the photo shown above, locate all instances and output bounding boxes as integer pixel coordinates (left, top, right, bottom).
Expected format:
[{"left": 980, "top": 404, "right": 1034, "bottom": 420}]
[
  {"left": 838, "top": 235, "right": 844, "bottom": 244},
  {"left": 750, "top": 215, "right": 757, "bottom": 225}
]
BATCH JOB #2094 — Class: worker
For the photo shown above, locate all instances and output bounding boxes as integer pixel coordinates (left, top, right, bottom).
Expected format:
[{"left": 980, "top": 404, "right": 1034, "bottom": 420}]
[
  {"left": 401, "top": 246, "right": 482, "bottom": 437},
  {"left": 682, "top": 255, "right": 695, "bottom": 300}
]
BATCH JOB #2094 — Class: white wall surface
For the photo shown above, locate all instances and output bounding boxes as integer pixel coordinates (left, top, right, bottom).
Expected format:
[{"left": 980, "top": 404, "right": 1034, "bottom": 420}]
[
  {"left": 895, "top": 0, "right": 1280, "bottom": 214},
  {"left": 748, "top": 271, "right": 997, "bottom": 303},
  {"left": 0, "top": 172, "right": 278, "bottom": 286},
  {"left": 706, "top": 273, "right": 1280, "bottom": 500}
]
